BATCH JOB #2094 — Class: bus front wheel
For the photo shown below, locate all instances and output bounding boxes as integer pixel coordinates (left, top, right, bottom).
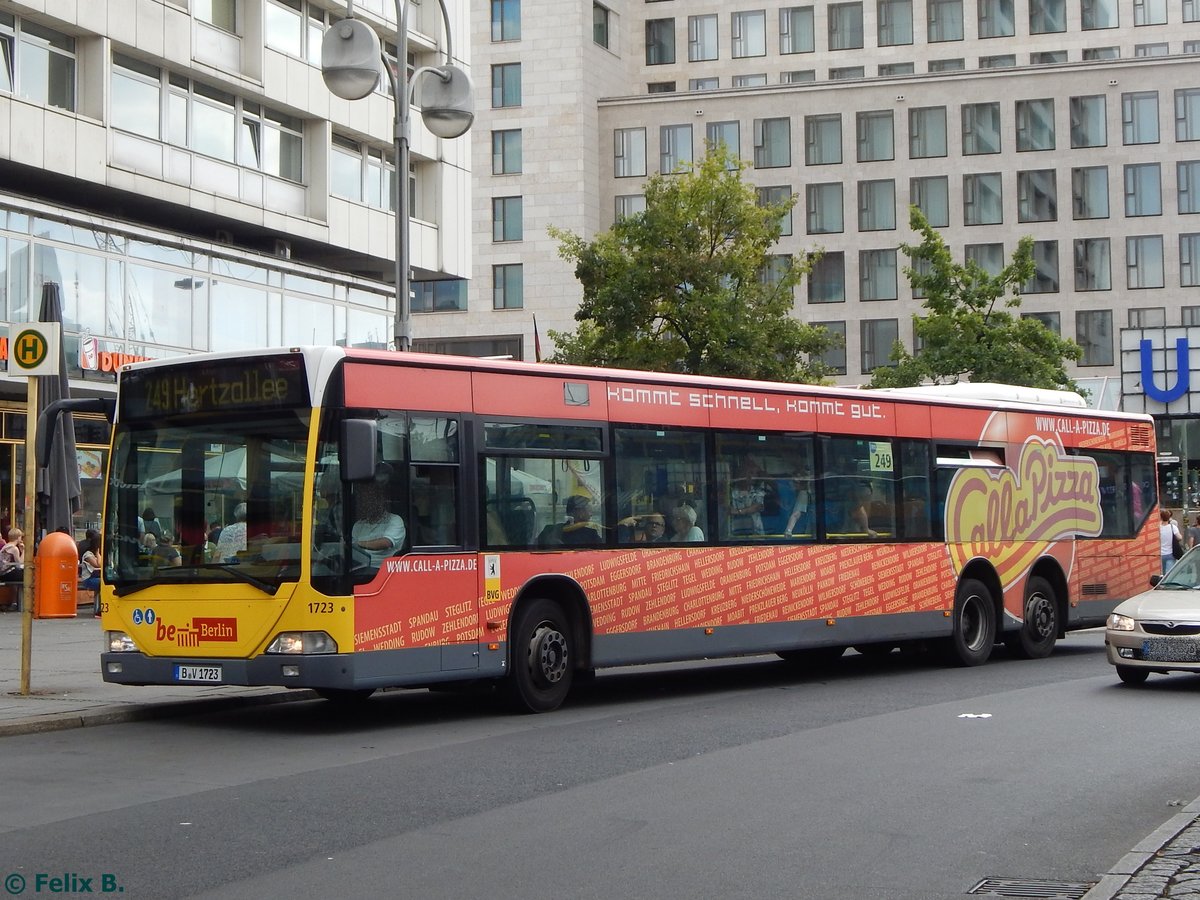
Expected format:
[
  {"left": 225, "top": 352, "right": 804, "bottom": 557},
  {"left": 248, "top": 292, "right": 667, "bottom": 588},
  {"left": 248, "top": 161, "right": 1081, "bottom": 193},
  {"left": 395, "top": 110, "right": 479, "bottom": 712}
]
[
  {"left": 507, "top": 598, "right": 574, "bottom": 713},
  {"left": 944, "top": 578, "right": 996, "bottom": 667},
  {"left": 1004, "top": 575, "right": 1059, "bottom": 660}
]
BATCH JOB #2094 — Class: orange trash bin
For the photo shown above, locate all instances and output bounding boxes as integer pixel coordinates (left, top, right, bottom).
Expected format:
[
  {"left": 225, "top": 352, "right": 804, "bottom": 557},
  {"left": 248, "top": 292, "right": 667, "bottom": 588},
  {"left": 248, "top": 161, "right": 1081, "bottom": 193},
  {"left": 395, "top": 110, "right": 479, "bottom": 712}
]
[{"left": 35, "top": 531, "right": 78, "bottom": 619}]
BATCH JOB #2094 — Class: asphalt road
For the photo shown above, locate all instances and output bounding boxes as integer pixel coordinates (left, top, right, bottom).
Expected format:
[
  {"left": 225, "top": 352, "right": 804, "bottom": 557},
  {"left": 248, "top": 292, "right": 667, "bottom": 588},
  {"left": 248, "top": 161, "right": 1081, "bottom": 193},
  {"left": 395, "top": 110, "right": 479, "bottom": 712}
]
[{"left": 3, "top": 629, "right": 1198, "bottom": 899}]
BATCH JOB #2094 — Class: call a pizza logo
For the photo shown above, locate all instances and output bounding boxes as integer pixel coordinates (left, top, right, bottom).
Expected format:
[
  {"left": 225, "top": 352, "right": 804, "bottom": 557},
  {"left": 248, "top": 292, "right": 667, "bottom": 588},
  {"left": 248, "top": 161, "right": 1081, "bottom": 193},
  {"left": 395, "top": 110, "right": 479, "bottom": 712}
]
[
  {"left": 155, "top": 617, "right": 238, "bottom": 647},
  {"left": 945, "top": 437, "right": 1102, "bottom": 588}
]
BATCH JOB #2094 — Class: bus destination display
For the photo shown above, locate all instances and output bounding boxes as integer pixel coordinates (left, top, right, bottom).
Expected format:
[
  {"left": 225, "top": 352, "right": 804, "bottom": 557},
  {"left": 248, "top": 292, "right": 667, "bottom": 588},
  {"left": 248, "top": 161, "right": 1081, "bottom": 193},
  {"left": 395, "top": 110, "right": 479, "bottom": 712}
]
[{"left": 120, "top": 355, "right": 309, "bottom": 419}]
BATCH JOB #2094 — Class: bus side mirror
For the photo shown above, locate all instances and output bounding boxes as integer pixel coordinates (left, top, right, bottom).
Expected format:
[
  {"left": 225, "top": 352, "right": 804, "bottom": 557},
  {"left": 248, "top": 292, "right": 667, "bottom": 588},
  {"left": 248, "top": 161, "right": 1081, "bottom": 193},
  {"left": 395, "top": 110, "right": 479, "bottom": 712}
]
[{"left": 340, "top": 419, "right": 378, "bottom": 482}]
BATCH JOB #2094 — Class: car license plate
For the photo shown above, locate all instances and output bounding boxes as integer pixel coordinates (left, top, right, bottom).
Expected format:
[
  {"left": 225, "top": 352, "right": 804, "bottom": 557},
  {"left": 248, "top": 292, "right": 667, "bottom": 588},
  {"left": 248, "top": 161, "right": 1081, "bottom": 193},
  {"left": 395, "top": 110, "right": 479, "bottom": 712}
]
[
  {"left": 1142, "top": 638, "right": 1200, "bottom": 663},
  {"left": 174, "top": 665, "right": 222, "bottom": 683}
]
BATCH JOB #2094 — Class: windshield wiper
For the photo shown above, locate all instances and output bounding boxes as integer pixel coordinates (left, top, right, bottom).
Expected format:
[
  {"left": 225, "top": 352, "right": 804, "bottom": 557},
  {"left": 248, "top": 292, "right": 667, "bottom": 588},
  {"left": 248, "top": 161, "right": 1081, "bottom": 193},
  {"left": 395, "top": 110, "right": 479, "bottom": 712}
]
[{"left": 113, "top": 564, "right": 278, "bottom": 597}]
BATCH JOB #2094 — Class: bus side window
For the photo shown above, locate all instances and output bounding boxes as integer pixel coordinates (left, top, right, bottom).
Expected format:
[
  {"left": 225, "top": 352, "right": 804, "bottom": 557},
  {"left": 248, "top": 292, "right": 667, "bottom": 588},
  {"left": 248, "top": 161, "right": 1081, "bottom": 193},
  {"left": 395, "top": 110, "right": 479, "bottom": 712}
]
[{"left": 412, "top": 464, "right": 458, "bottom": 546}]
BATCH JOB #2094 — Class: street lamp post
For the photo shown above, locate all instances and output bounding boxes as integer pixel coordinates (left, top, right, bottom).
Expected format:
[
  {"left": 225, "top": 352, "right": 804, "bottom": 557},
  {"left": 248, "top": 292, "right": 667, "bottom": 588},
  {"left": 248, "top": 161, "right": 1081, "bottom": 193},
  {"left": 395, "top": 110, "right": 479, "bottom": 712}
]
[{"left": 321, "top": 1, "right": 473, "bottom": 352}]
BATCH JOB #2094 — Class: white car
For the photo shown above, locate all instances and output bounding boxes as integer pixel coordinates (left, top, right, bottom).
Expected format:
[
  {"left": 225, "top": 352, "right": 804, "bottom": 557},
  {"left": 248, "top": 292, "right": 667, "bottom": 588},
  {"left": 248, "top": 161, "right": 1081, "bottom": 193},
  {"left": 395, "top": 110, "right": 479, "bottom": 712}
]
[{"left": 1105, "top": 548, "right": 1200, "bottom": 686}]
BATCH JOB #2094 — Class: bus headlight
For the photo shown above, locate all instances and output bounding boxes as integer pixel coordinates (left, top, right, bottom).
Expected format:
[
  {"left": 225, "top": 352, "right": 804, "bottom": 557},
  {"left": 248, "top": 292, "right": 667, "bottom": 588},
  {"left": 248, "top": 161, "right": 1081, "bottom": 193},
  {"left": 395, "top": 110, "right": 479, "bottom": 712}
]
[
  {"left": 265, "top": 632, "right": 338, "bottom": 654},
  {"left": 1107, "top": 614, "right": 1136, "bottom": 632},
  {"left": 106, "top": 631, "right": 138, "bottom": 653}
]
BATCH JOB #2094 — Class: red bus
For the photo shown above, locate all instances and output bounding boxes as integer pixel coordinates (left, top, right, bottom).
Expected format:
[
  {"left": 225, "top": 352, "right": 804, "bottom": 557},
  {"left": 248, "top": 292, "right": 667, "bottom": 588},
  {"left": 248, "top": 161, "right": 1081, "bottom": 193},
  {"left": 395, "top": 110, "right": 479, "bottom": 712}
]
[{"left": 77, "top": 347, "right": 1158, "bottom": 712}]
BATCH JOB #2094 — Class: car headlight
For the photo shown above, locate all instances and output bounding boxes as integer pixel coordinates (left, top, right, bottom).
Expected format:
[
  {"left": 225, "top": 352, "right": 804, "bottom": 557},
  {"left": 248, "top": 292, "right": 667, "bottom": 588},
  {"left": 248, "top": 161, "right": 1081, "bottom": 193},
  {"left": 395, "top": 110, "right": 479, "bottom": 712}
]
[
  {"left": 106, "top": 631, "right": 138, "bottom": 653},
  {"left": 1107, "top": 614, "right": 1136, "bottom": 632},
  {"left": 265, "top": 631, "right": 338, "bottom": 654}
]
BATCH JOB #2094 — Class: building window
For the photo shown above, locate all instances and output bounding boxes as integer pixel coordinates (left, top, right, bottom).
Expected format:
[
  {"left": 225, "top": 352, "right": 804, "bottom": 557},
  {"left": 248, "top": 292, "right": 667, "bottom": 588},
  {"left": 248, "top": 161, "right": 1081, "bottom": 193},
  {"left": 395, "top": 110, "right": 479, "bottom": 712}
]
[
  {"left": 830, "top": 66, "right": 864, "bottom": 79},
  {"left": 688, "top": 14, "right": 718, "bottom": 61},
  {"left": 858, "top": 180, "right": 896, "bottom": 230},
  {"left": 964, "top": 174, "right": 1004, "bottom": 226},
  {"left": 733, "top": 73, "right": 768, "bottom": 87},
  {"left": 1029, "top": 0, "right": 1067, "bottom": 31},
  {"left": 492, "top": 129, "right": 522, "bottom": 174},
  {"left": 857, "top": 110, "right": 894, "bottom": 162},
  {"left": 879, "top": 62, "right": 916, "bottom": 75},
  {"left": 592, "top": 3, "right": 613, "bottom": 47},
  {"left": 1127, "top": 235, "right": 1165, "bottom": 288},
  {"left": 1176, "top": 88, "right": 1200, "bottom": 140},
  {"left": 861, "top": 319, "right": 899, "bottom": 373},
  {"left": 758, "top": 185, "right": 794, "bottom": 236},
  {"left": 1031, "top": 50, "right": 1068, "bottom": 63},
  {"left": 1016, "top": 98, "right": 1055, "bottom": 151},
  {"left": 1180, "top": 160, "right": 1200, "bottom": 213},
  {"left": 781, "top": 69, "right": 816, "bottom": 82},
  {"left": 760, "top": 254, "right": 793, "bottom": 288},
  {"left": 690, "top": 77, "right": 719, "bottom": 90},
  {"left": 1084, "top": 46, "right": 1120, "bottom": 59},
  {"left": 807, "top": 183, "right": 844, "bottom": 234},
  {"left": 1128, "top": 308, "right": 1166, "bottom": 327},
  {"left": 1185, "top": 306, "right": 1200, "bottom": 324},
  {"left": 978, "top": 0, "right": 1016, "bottom": 36},
  {"left": 813, "top": 321, "right": 847, "bottom": 374},
  {"left": 660, "top": 124, "right": 693, "bottom": 173},
  {"left": 2, "top": 16, "right": 75, "bottom": 111},
  {"left": 1082, "top": 0, "right": 1119, "bottom": 27},
  {"left": 1134, "top": 42, "right": 1168, "bottom": 55},
  {"left": 1072, "top": 166, "right": 1110, "bottom": 219},
  {"left": 240, "top": 102, "right": 303, "bottom": 182},
  {"left": 928, "top": 0, "right": 964, "bottom": 41},
  {"left": 980, "top": 54, "right": 1016, "bottom": 67},
  {"left": 1134, "top": 0, "right": 1168, "bottom": 24},
  {"left": 878, "top": 0, "right": 912, "bottom": 44},
  {"left": 1076, "top": 309, "right": 1113, "bottom": 365},
  {"left": 963, "top": 102, "right": 1002, "bottom": 154},
  {"left": 491, "top": 63, "right": 521, "bottom": 108},
  {"left": 805, "top": 114, "right": 842, "bottom": 164},
  {"left": 929, "top": 57, "right": 965, "bottom": 70},
  {"left": 706, "top": 121, "right": 740, "bottom": 159},
  {"left": 965, "top": 243, "right": 1005, "bottom": 275},
  {"left": 808, "top": 251, "right": 846, "bottom": 302},
  {"left": 780, "top": 6, "right": 815, "bottom": 53},
  {"left": 732, "top": 10, "right": 767, "bottom": 57},
  {"left": 615, "top": 194, "right": 647, "bottom": 221},
  {"left": 911, "top": 176, "right": 950, "bottom": 226},
  {"left": 1188, "top": 0, "right": 1200, "bottom": 20},
  {"left": 413, "top": 280, "right": 468, "bottom": 313},
  {"left": 829, "top": 3, "right": 865, "bottom": 49},
  {"left": 1070, "top": 95, "right": 1107, "bottom": 148},
  {"left": 909, "top": 106, "right": 947, "bottom": 158},
  {"left": 1122, "top": 92, "right": 1160, "bottom": 145},
  {"left": 1024, "top": 241, "right": 1060, "bottom": 292},
  {"left": 111, "top": 54, "right": 161, "bottom": 139},
  {"left": 1180, "top": 234, "right": 1200, "bottom": 285},
  {"left": 753, "top": 118, "right": 791, "bottom": 168},
  {"left": 492, "top": 0, "right": 521, "bottom": 41},
  {"left": 196, "top": 0, "right": 237, "bottom": 32},
  {"left": 860, "top": 249, "right": 898, "bottom": 300},
  {"left": 492, "top": 196, "right": 522, "bottom": 242},
  {"left": 1018, "top": 169, "right": 1058, "bottom": 222},
  {"left": 1125, "top": 163, "right": 1162, "bottom": 216},
  {"left": 265, "top": 0, "right": 305, "bottom": 58},
  {"left": 646, "top": 18, "right": 675, "bottom": 64},
  {"left": 330, "top": 135, "right": 395, "bottom": 209},
  {"left": 615, "top": 127, "right": 647, "bottom": 177},
  {"left": 647, "top": 81, "right": 676, "bottom": 93},
  {"left": 493, "top": 264, "right": 523, "bottom": 309},
  {"left": 1074, "top": 238, "right": 1112, "bottom": 290},
  {"left": 1023, "top": 311, "right": 1061, "bottom": 333}
]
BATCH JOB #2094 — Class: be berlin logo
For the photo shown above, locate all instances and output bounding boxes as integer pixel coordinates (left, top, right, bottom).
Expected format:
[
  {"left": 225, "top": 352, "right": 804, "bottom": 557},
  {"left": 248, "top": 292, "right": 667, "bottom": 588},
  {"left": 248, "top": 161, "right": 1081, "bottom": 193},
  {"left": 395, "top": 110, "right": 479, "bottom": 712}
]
[{"left": 4, "top": 873, "right": 125, "bottom": 895}]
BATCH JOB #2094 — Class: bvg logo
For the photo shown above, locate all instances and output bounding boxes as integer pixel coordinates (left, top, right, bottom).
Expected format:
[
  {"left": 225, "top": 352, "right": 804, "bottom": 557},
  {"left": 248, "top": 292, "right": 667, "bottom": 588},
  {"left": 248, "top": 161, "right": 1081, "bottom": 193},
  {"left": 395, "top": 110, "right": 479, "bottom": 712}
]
[{"left": 155, "top": 617, "right": 238, "bottom": 647}]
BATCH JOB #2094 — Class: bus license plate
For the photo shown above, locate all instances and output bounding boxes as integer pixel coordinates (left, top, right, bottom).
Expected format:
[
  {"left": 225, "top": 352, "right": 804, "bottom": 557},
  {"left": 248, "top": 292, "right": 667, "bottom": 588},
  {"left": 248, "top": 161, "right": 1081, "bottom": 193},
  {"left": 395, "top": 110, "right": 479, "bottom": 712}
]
[
  {"left": 1142, "top": 639, "right": 1200, "bottom": 663},
  {"left": 174, "top": 665, "right": 222, "bottom": 683}
]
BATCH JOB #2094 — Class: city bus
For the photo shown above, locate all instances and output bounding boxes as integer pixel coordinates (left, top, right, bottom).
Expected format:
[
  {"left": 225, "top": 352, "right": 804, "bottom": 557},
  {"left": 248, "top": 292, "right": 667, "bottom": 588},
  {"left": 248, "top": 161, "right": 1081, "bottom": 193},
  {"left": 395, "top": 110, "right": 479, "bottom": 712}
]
[{"left": 66, "top": 347, "right": 1158, "bottom": 712}]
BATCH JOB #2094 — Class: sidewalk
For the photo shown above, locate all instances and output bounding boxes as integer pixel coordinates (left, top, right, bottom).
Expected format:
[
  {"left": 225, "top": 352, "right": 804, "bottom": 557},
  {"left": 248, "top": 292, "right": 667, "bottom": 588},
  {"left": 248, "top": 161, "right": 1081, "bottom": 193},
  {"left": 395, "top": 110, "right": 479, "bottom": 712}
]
[
  {"left": 0, "top": 606, "right": 314, "bottom": 737},
  {"left": 2, "top": 608, "right": 1199, "bottom": 898}
]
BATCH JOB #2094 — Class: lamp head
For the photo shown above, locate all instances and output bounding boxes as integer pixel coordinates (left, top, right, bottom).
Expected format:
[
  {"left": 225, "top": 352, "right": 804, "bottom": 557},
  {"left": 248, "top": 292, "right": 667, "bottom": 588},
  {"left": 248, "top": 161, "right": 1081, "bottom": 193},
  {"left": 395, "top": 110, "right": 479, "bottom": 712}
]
[
  {"left": 321, "top": 19, "right": 381, "bottom": 101},
  {"left": 414, "top": 65, "right": 475, "bottom": 139}
]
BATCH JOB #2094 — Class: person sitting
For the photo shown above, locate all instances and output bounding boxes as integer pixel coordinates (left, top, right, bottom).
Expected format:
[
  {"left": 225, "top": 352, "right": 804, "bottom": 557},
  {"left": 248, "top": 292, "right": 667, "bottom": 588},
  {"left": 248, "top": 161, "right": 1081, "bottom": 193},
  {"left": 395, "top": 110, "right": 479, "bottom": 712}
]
[
  {"left": 560, "top": 495, "right": 602, "bottom": 544},
  {"left": 142, "top": 507, "right": 164, "bottom": 541},
  {"left": 351, "top": 464, "right": 406, "bottom": 566},
  {"left": 0, "top": 527, "right": 24, "bottom": 579},
  {"left": 143, "top": 533, "right": 182, "bottom": 568},
  {"left": 79, "top": 531, "right": 102, "bottom": 592},
  {"left": 215, "top": 503, "right": 247, "bottom": 563},
  {"left": 783, "top": 471, "right": 813, "bottom": 537},
  {"left": 669, "top": 505, "right": 704, "bottom": 542},
  {"left": 619, "top": 512, "right": 667, "bottom": 543}
]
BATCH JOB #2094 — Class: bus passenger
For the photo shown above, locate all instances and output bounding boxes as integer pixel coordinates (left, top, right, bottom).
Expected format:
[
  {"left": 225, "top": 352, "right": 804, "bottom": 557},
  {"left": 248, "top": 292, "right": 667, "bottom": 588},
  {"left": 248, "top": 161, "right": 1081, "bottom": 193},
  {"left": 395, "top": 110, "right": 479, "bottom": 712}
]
[
  {"left": 845, "top": 483, "right": 878, "bottom": 538},
  {"left": 670, "top": 505, "right": 704, "bottom": 542},
  {"left": 215, "top": 503, "right": 247, "bottom": 562},
  {"left": 352, "top": 464, "right": 407, "bottom": 565},
  {"left": 561, "top": 494, "right": 602, "bottom": 545},
  {"left": 729, "top": 458, "right": 766, "bottom": 536},
  {"left": 783, "top": 470, "right": 812, "bottom": 537}
]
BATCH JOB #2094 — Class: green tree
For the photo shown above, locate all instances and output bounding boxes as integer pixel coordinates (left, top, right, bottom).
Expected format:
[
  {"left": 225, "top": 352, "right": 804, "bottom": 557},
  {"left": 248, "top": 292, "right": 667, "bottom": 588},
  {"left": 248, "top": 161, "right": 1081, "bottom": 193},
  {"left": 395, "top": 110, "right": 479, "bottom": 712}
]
[
  {"left": 869, "top": 207, "right": 1083, "bottom": 390},
  {"left": 548, "top": 147, "right": 839, "bottom": 382}
]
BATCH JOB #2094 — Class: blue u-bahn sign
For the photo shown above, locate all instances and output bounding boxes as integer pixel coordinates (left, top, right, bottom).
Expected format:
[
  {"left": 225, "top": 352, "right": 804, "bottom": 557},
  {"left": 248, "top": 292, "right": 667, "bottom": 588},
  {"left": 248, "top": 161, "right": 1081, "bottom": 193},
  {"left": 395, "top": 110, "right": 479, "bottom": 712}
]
[{"left": 1122, "top": 327, "right": 1200, "bottom": 414}]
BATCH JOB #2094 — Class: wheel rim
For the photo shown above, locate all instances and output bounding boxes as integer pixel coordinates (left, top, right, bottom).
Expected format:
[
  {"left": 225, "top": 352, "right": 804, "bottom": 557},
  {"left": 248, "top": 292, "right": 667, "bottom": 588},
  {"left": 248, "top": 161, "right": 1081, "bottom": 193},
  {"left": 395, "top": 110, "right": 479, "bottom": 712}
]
[
  {"left": 1025, "top": 590, "right": 1055, "bottom": 641},
  {"left": 961, "top": 593, "right": 988, "bottom": 652},
  {"left": 527, "top": 622, "right": 568, "bottom": 687}
]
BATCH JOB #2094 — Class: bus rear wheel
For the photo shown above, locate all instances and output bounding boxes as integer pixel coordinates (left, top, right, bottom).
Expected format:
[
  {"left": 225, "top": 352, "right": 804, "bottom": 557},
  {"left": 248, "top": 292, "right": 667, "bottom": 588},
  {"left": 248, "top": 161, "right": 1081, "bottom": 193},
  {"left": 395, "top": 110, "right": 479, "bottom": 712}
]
[
  {"left": 944, "top": 578, "right": 996, "bottom": 667},
  {"left": 507, "top": 598, "right": 573, "bottom": 713},
  {"left": 1004, "top": 575, "right": 1059, "bottom": 659}
]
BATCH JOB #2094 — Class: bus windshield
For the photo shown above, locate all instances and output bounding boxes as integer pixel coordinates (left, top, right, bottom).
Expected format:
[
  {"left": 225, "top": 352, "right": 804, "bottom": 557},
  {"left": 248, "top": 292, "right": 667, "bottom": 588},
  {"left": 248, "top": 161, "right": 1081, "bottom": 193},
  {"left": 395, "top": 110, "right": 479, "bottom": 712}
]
[{"left": 105, "top": 411, "right": 311, "bottom": 595}]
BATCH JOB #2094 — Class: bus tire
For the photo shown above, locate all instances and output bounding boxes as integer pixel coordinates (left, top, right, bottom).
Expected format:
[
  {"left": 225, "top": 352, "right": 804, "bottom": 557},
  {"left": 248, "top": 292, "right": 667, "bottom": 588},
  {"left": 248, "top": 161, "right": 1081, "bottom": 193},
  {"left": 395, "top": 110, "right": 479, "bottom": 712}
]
[
  {"left": 315, "top": 687, "right": 375, "bottom": 704},
  {"left": 1003, "top": 575, "right": 1059, "bottom": 660},
  {"left": 1116, "top": 665, "right": 1149, "bottom": 686},
  {"left": 507, "top": 598, "right": 573, "bottom": 713},
  {"left": 944, "top": 578, "right": 995, "bottom": 667}
]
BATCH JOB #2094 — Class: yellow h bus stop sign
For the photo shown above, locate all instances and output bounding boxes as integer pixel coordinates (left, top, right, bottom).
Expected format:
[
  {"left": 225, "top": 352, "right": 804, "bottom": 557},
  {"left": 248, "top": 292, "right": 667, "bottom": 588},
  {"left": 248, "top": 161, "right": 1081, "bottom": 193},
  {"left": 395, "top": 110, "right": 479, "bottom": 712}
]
[{"left": 11, "top": 323, "right": 60, "bottom": 377}]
